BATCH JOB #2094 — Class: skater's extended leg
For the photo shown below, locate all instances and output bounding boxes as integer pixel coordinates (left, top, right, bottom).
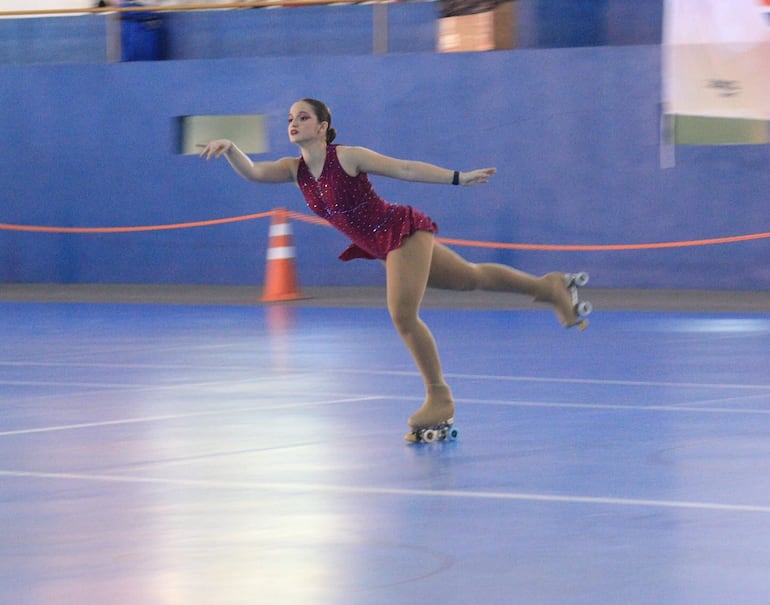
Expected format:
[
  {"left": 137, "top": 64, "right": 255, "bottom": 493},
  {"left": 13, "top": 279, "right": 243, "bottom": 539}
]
[
  {"left": 386, "top": 231, "right": 455, "bottom": 428},
  {"left": 427, "top": 242, "right": 583, "bottom": 328}
]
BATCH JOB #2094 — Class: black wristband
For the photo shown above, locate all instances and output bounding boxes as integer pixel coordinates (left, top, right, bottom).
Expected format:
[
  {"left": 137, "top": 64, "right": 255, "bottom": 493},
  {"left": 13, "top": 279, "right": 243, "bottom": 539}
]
[{"left": 452, "top": 170, "right": 460, "bottom": 186}]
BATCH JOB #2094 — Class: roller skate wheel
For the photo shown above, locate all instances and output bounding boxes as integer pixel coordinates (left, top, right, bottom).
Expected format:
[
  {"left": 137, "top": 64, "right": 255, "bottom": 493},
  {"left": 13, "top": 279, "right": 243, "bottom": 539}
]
[
  {"left": 447, "top": 427, "right": 460, "bottom": 441},
  {"left": 577, "top": 301, "right": 593, "bottom": 316},
  {"left": 422, "top": 429, "right": 437, "bottom": 443},
  {"left": 572, "top": 272, "right": 589, "bottom": 287}
]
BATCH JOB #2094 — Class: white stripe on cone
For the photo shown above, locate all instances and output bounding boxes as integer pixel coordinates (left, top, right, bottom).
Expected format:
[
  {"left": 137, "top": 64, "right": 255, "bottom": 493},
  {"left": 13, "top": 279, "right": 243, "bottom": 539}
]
[
  {"left": 266, "top": 246, "right": 296, "bottom": 261},
  {"left": 269, "top": 223, "right": 293, "bottom": 237}
]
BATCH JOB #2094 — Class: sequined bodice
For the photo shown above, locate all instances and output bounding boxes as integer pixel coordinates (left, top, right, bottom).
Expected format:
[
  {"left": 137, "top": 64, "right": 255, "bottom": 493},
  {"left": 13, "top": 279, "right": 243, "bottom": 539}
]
[{"left": 296, "top": 144, "right": 395, "bottom": 243}]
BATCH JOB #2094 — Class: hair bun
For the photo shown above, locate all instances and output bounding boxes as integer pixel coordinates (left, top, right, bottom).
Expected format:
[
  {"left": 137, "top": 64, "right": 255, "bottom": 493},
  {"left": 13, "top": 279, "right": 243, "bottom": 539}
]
[{"left": 326, "top": 127, "right": 337, "bottom": 144}]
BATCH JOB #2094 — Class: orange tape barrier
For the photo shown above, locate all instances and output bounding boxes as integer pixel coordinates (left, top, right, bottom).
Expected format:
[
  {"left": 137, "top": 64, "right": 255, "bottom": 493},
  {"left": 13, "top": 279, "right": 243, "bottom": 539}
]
[
  {"left": 0, "top": 211, "right": 273, "bottom": 234},
  {"left": 1, "top": 209, "right": 769, "bottom": 251},
  {"left": 436, "top": 231, "right": 770, "bottom": 252},
  {"left": 286, "top": 212, "right": 770, "bottom": 251},
  {"left": 285, "top": 210, "right": 329, "bottom": 227}
]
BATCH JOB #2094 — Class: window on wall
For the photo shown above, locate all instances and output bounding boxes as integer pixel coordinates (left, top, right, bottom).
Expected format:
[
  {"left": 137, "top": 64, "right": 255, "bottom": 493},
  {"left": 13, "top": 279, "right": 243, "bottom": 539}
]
[{"left": 176, "top": 115, "right": 268, "bottom": 156}]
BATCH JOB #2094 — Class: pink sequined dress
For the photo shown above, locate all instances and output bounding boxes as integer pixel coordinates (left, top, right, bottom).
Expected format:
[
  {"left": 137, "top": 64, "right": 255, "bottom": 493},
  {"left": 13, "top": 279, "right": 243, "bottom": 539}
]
[{"left": 296, "top": 144, "right": 438, "bottom": 261}]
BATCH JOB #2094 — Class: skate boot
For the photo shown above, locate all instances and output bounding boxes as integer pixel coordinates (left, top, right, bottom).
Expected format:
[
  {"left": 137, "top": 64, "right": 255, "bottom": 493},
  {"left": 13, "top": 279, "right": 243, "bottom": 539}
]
[
  {"left": 534, "top": 272, "right": 592, "bottom": 330},
  {"left": 405, "top": 384, "right": 459, "bottom": 443}
]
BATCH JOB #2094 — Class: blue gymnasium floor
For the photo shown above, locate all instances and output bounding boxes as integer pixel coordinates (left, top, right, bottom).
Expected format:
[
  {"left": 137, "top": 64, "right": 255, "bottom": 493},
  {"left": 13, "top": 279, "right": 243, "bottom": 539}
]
[{"left": 1, "top": 289, "right": 770, "bottom": 605}]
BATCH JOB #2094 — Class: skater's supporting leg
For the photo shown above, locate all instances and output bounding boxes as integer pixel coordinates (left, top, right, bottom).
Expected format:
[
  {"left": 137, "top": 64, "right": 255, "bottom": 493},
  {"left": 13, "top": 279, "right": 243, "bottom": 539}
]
[
  {"left": 427, "top": 242, "right": 581, "bottom": 327},
  {"left": 385, "top": 231, "right": 455, "bottom": 428}
]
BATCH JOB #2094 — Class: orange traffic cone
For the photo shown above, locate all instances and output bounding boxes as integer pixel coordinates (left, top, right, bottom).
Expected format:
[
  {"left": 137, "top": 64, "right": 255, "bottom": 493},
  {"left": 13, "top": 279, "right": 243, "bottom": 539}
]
[{"left": 261, "top": 208, "right": 301, "bottom": 302}]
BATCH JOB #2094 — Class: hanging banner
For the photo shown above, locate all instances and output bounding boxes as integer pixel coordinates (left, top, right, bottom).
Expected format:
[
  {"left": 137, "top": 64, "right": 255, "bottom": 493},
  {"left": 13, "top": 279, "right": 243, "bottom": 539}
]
[{"left": 663, "top": 0, "right": 770, "bottom": 144}]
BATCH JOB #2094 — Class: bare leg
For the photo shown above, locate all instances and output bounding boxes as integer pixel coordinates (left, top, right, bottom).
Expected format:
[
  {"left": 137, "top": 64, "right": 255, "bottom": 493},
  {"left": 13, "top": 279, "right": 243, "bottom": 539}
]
[
  {"left": 385, "top": 235, "right": 581, "bottom": 429},
  {"left": 385, "top": 231, "right": 455, "bottom": 428},
  {"left": 428, "top": 242, "right": 583, "bottom": 328}
]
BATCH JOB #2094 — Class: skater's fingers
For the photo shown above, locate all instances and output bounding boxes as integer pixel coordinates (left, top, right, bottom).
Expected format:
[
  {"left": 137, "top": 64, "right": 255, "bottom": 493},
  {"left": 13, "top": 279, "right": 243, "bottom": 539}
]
[
  {"left": 197, "top": 139, "right": 232, "bottom": 159},
  {"left": 197, "top": 143, "right": 214, "bottom": 159},
  {"left": 463, "top": 167, "right": 496, "bottom": 185}
]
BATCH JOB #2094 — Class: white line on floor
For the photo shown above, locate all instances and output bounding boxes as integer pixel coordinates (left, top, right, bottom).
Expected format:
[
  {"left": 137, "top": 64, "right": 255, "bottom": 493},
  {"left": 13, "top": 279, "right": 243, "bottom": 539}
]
[{"left": 2, "top": 468, "right": 769, "bottom": 514}]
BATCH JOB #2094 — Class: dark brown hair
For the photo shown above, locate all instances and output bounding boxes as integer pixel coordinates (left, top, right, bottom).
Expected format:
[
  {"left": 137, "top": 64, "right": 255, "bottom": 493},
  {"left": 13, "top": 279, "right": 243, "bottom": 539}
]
[{"left": 300, "top": 98, "right": 337, "bottom": 144}]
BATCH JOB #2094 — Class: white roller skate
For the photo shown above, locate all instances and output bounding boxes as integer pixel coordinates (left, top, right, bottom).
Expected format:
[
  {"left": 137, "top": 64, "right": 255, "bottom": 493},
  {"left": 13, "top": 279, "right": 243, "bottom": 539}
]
[
  {"left": 405, "top": 384, "right": 459, "bottom": 443},
  {"left": 537, "top": 272, "right": 593, "bottom": 330}
]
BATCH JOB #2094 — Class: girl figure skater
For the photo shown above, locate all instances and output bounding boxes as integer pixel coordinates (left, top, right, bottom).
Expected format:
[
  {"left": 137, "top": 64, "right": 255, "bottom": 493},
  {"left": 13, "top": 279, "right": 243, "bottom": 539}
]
[{"left": 199, "top": 98, "right": 586, "bottom": 435}]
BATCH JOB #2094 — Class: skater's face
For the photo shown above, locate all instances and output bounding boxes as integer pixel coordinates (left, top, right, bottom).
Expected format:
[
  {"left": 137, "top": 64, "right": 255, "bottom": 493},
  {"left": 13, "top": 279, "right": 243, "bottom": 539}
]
[{"left": 288, "top": 101, "right": 328, "bottom": 144}]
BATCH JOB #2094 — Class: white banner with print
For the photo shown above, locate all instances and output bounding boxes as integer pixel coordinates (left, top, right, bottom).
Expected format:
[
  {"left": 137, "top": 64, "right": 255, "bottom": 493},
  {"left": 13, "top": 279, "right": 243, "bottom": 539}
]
[{"left": 663, "top": 0, "right": 770, "bottom": 119}]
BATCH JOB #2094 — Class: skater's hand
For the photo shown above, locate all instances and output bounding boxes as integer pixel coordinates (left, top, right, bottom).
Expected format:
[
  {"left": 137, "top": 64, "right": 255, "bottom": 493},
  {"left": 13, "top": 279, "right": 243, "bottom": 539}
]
[
  {"left": 460, "top": 167, "right": 496, "bottom": 186},
  {"left": 197, "top": 139, "right": 234, "bottom": 160}
]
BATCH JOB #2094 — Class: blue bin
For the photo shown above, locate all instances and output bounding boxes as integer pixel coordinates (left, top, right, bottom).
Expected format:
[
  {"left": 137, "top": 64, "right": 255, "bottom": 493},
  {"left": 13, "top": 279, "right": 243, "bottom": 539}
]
[{"left": 121, "top": 2, "right": 166, "bottom": 61}]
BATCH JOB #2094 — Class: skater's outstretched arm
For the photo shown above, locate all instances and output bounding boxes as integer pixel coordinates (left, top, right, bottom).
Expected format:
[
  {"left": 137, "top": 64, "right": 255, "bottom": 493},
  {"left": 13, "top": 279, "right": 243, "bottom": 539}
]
[
  {"left": 337, "top": 145, "right": 496, "bottom": 187},
  {"left": 197, "top": 139, "right": 297, "bottom": 184}
]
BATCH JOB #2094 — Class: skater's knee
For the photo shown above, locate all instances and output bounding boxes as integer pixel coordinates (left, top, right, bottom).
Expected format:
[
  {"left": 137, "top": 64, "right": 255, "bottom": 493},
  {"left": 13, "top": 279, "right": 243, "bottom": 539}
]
[
  {"left": 389, "top": 309, "right": 420, "bottom": 335},
  {"left": 456, "top": 263, "right": 480, "bottom": 291},
  {"left": 451, "top": 263, "right": 485, "bottom": 291},
  {"left": 431, "top": 262, "right": 480, "bottom": 291},
  {"left": 388, "top": 301, "right": 419, "bottom": 334}
]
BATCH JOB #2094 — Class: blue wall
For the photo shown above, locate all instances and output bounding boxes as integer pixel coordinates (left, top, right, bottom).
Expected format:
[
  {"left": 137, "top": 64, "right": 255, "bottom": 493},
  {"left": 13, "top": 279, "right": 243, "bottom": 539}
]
[
  {"left": 0, "top": 0, "right": 663, "bottom": 65},
  {"left": 0, "top": 4, "right": 768, "bottom": 291},
  {"left": 0, "top": 4, "right": 438, "bottom": 64}
]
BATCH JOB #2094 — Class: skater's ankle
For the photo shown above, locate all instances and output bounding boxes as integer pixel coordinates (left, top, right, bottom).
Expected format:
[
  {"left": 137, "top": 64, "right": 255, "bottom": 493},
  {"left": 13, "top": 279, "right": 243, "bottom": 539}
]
[
  {"left": 409, "top": 388, "right": 455, "bottom": 429},
  {"left": 426, "top": 383, "right": 453, "bottom": 402},
  {"left": 533, "top": 273, "right": 563, "bottom": 301},
  {"left": 426, "top": 382, "right": 451, "bottom": 392}
]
